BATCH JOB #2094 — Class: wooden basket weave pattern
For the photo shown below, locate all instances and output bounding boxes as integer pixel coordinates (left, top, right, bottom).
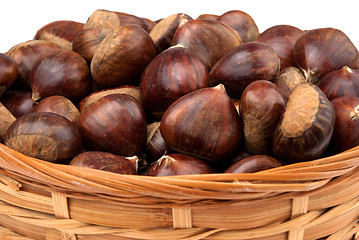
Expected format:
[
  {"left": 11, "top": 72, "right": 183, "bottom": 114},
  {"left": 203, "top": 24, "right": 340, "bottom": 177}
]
[{"left": 0, "top": 143, "right": 358, "bottom": 239}]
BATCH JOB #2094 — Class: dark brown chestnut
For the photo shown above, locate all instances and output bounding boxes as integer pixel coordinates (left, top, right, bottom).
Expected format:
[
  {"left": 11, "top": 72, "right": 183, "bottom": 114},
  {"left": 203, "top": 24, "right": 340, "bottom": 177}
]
[
  {"left": 329, "top": 96, "right": 359, "bottom": 153},
  {"left": 32, "top": 95, "right": 80, "bottom": 125},
  {"left": 29, "top": 49, "right": 91, "bottom": 103},
  {"left": 91, "top": 25, "right": 157, "bottom": 89},
  {"left": 0, "top": 53, "right": 18, "bottom": 96},
  {"left": 317, "top": 66, "right": 359, "bottom": 101},
  {"left": 5, "top": 112, "right": 83, "bottom": 162},
  {"left": 217, "top": 10, "right": 260, "bottom": 43},
  {"left": 78, "top": 94, "right": 147, "bottom": 157},
  {"left": 0, "top": 103, "right": 16, "bottom": 143},
  {"left": 256, "top": 25, "right": 304, "bottom": 70},
  {"left": 139, "top": 45, "right": 209, "bottom": 119},
  {"left": 160, "top": 84, "right": 242, "bottom": 163},
  {"left": 146, "top": 121, "right": 172, "bottom": 162},
  {"left": 240, "top": 80, "right": 286, "bottom": 155},
  {"left": 274, "top": 67, "right": 306, "bottom": 99},
  {"left": 171, "top": 19, "right": 242, "bottom": 70},
  {"left": 34, "top": 20, "right": 84, "bottom": 50},
  {"left": 294, "top": 28, "right": 358, "bottom": 83},
  {"left": 149, "top": 13, "right": 192, "bottom": 53},
  {"left": 209, "top": 42, "right": 280, "bottom": 98},
  {"left": 83, "top": 9, "right": 149, "bottom": 31},
  {"left": 70, "top": 151, "right": 137, "bottom": 175},
  {"left": 72, "top": 27, "right": 111, "bottom": 63},
  {"left": 273, "top": 83, "right": 335, "bottom": 163},
  {"left": 225, "top": 155, "right": 282, "bottom": 173},
  {"left": 1, "top": 90, "right": 35, "bottom": 118},
  {"left": 147, "top": 153, "right": 214, "bottom": 176},
  {"left": 78, "top": 85, "right": 143, "bottom": 112},
  {"left": 7, "top": 40, "right": 61, "bottom": 88}
]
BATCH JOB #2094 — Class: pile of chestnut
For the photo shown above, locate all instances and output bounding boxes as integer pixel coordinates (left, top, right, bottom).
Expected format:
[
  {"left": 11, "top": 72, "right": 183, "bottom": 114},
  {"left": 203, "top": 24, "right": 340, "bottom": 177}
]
[{"left": 0, "top": 9, "right": 358, "bottom": 177}]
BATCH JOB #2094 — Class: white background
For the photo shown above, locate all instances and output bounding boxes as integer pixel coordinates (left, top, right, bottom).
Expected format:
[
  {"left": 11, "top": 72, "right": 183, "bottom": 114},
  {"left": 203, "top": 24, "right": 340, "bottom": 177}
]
[{"left": 1, "top": 0, "right": 358, "bottom": 53}]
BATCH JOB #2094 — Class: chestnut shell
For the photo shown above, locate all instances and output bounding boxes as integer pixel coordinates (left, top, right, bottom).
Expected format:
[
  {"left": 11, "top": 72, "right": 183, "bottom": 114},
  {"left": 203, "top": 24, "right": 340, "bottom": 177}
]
[
  {"left": 160, "top": 84, "right": 242, "bottom": 163},
  {"left": 0, "top": 53, "right": 18, "bottom": 96},
  {"left": 4, "top": 112, "right": 82, "bottom": 162},
  {"left": 225, "top": 155, "right": 282, "bottom": 173},
  {"left": 273, "top": 83, "right": 335, "bottom": 163}
]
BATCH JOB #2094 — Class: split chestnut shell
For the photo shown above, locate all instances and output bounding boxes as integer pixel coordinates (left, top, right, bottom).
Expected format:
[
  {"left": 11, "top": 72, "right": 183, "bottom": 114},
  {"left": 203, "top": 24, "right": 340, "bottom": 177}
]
[{"left": 160, "top": 84, "right": 242, "bottom": 163}]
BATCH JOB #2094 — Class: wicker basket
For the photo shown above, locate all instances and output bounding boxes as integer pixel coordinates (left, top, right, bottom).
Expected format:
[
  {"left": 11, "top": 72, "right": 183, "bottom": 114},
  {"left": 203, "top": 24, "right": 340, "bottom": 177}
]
[{"left": 0, "top": 141, "right": 358, "bottom": 240}]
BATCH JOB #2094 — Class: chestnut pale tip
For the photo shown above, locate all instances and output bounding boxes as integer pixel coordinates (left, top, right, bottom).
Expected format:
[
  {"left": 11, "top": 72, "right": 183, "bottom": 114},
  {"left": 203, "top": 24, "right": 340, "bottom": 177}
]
[
  {"left": 125, "top": 155, "right": 139, "bottom": 172},
  {"left": 213, "top": 83, "right": 227, "bottom": 93},
  {"left": 178, "top": 17, "right": 189, "bottom": 27},
  {"left": 32, "top": 92, "right": 41, "bottom": 103},
  {"left": 342, "top": 65, "right": 353, "bottom": 73}
]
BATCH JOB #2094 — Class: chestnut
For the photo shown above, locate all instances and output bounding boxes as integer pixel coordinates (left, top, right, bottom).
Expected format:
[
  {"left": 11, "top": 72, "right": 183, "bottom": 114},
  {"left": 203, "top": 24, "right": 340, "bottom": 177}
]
[
  {"left": 139, "top": 45, "right": 209, "bottom": 119},
  {"left": 32, "top": 95, "right": 80, "bottom": 125},
  {"left": 91, "top": 25, "right": 157, "bottom": 89},
  {"left": 147, "top": 153, "right": 214, "bottom": 176},
  {"left": 0, "top": 53, "right": 18, "bottom": 96},
  {"left": 29, "top": 49, "right": 91, "bottom": 103},
  {"left": 274, "top": 67, "right": 306, "bottom": 99},
  {"left": 34, "top": 20, "right": 84, "bottom": 50},
  {"left": 256, "top": 25, "right": 304, "bottom": 71},
  {"left": 225, "top": 155, "right": 282, "bottom": 173},
  {"left": 1, "top": 90, "right": 35, "bottom": 118},
  {"left": 78, "top": 85, "right": 143, "bottom": 112},
  {"left": 171, "top": 19, "right": 242, "bottom": 70},
  {"left": 78, "top": 94, "right": 147, "bottom": 157},
  {"left": 0, "top": 103, "right": 16, "bottom": 143},
  {"left": 209, "top": 42, "right": 280, "bottom": 98},
  {"left": 70, "top": 151, "right": 137, "bottom": 175},
  {"left": 72, "top": 27, "right": 111, "bottom": 63},
  {"left": 329, "top": 96, "right": 359, "bottom": 154},
  {"left": 149, "top": 13, "right": 193, "bottom": 53},
  {"left": 294, "top": 28, "right": 358, "bottom": 83},
  {"left": 83, "top": 9, "right": 149, "bottom": 31},
  {"left": 240, "top": 80, "right": 286, "bottom": 155},
  {"left": 273, "top": 83, "right": 335, "bottom": 163},
  {"left": 160, "top": 84, "right": 242, "bottom": 163},
  {"left": 146, "top": 121, "right": 172, "bottom": 162},
  {"left": 196, "top": 14, "right": 219, "bottom": 21},
  {"left": 217, "top": 10, "right": 260, "bottom": 43},
  {"left": 7, "top": 40, "right": 60, "bottom": 88},
  {"left": 317, "top": 66, "right": 359, "bottom": 101},
  {"left": 4, "top": 112, "right": 83, "bottom": 162}
]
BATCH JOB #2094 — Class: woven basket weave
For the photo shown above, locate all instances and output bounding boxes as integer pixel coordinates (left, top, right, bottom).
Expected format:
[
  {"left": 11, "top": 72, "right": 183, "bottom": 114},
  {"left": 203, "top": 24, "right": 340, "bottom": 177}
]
[{"left": 0, "top": 141, "right": 358, "bottom": 240}]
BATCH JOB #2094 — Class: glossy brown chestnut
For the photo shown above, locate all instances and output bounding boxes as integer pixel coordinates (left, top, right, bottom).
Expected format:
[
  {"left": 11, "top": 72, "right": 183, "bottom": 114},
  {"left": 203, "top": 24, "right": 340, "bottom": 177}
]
[
  {"left": 217, "top": 10, "right": 260, "bottom": 43},
  {"left": 78, "top": 94, "right": 147, "bottom": 157},
  {"left": 196, "top": 14, "right": 219, "bottom": 21},
  {"left": 0, "top": 53, "right": 18, "bottom": 96},
  {"left": 329, "top": 96, "right": 359, "bottom": 153},
  {"left": 210, "top": 42, "right": 280, "bottom": 98},
  {"left": 5, "top": 112, "right": 83, "bottom": 162},
  {"left": 317, "top": 66, "right": 359, "bottom": 100},
  {"left": 147, "top": 153, "right": 214, "bottom": 176},
  {"left": 146, "top": 121, "right": 172, "bottom": 162},
  {"left": 83, "top": 9, "right": 149, "bottom": 31},
  {"left": 240, "top": 80, "right": 286, "bottom": 155},
  {"left": 225, "top": 155, "right": 282, "bottom": 173},
  {"left": 72, "top": 27, "right": 111, "bottom": 63},
  {"left": 91, "top": 25, "right": 157, "bottom": 89},
  {"left": 273, "top": 83, "right": 335, "bottom": 163},
  {"left": 256, "top": 25, "right": 304, "bottom": 70},
  {"left": 70, "top": 151, "right": 137, "bottom": 175},
  {"left": 274, "top": 67, "right": 306, "bottom": 99},
  {"left": 1, "top": 90, "right": 35, "bottom": 118},
  {"left": 171, "top": 19, "right": 242, "bottom": 70},
  {"left": 160, "top": 84, "right": 242, "bottom": 163},
  {"left": 0, "top": 103, "right": 16, "bottom": 143},
  {"left": 139, "top": 45, "right": 209, "bottom": 119},
  {"left": 294, "top": 28, "right": 358, "bottom": 83},
  {"left": 30, "top": 49, "right": 91, "bottom": 103},
  {"left": 34, "top": 20, "right": 84, "bottom": 50},
  {"left": 7, "top": 40, "right": 60, "bottom": 88},
  {"left": 33, "top": 95, "right": 80, "bottom": 125},
  {"left": 78, "top": 85, "right": 143, "bottom": 112},
  {"left": 149, "top": 13, "right": 192, "bottom": 53}
]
